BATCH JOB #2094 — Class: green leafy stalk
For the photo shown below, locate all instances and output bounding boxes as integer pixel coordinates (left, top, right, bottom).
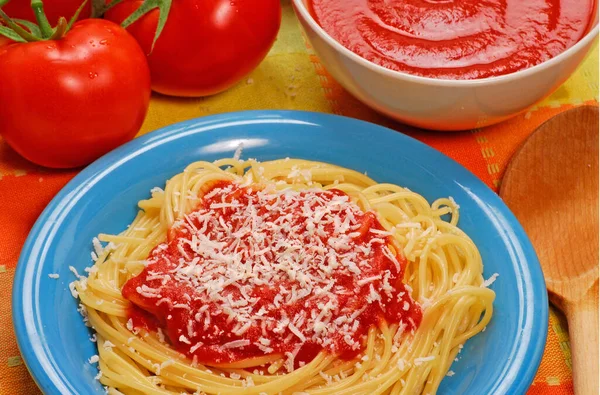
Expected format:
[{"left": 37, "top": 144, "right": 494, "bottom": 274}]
[
  {"left": 0, "top": 9, "right": 40, "bottom": 41},
  {"left": 91, "top": 0, "right": 123, "bottom": 18},
  {"left": 30, "top": 0, "right": 53, "bottom": 38},
  {"left": 0, "top": 24, "right": 26, "bottom": 42},
  {"left": 0, "top": 0, "right": 84, "bottom": 42},
  {"left": 12, "top": 18, "right": 42, "bottom": 36},
  {"left": 0, "top": 0, "right": 11, "bottom": 7},
  {"left": 50, "top": 16, "right": 66, "bottom": 39},
  {"left": 89, "top": 0, "right": 172, "bottom": 50},
  {"left": 121, "top": 0, "right": 171, "bottom": 52},
  {"left": 105, "top": 0, "right": 125, "bottom": 10},
  {"left": 67, "top": 0, "right": 88, "bottom": 30}
]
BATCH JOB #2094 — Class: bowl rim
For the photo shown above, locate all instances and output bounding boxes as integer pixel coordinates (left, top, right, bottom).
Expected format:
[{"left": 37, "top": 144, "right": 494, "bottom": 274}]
[
  {"left": 292, "top": 0, "right": 599, "bottom": 87},
  {"left": 12, "top": 110, "right": 548, "bottom": 395}
]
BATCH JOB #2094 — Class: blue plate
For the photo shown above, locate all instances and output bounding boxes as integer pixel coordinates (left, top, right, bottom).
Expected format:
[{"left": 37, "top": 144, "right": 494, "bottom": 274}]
[{"left": 12, "top": 111, "right": 547, "bottom": 394}]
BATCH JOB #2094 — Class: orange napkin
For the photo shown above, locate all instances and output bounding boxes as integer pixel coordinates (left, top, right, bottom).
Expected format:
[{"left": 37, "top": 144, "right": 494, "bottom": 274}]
[{"left": 0, "top": 2, "right": 597, "bottom": 393}]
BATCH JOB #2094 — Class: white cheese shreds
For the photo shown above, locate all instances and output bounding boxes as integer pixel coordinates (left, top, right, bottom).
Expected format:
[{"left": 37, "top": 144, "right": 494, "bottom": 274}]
[
  {"left": 413, "top": 356, "right": 436, "bottom": 366},
  {"left": 222, "top": 339, "right": 250, "bottom": 349},
  {"left": 449, "top": 196, "right": 460, "bottom": 209},
  {"left": 481, "top": 273, "right": 499, "bottom": 288},
  {"left": 127, "top": 182, "right": 420, "bottom": 361},
  {"left": 103, "top": 341, "right": 115, "bottom": 351},
  {"left": 68, "top": 282, "right": 79, "bottom": 298},
  {"left": 233, "top": 143, "right": 244, "bottom": 161}
]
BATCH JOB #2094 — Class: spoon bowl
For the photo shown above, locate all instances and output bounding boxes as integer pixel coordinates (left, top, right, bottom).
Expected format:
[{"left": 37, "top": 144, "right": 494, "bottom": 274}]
[{"left": 501, "top": 105, "right": 599, "bottom": 394}]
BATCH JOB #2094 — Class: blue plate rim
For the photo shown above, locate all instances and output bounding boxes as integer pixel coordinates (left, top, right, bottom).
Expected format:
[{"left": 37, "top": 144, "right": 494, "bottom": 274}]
[{"left": 11, "top": 110, "right": 548, "bottom": 394}]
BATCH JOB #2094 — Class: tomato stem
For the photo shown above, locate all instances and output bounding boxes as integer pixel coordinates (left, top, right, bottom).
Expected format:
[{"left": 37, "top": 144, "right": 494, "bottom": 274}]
[
  {"left": 30, "top": 0, "right": 53, "bottom": 38},
  {"left": 120, "top": 0, "right": 172, "bottom": 53},
  {"left": 91, "top": 0, "right": 123, "bottom": 18},
  {"left": 67, "top": 0, "right": 88, "bottom": 30},
  {"left": 0, "top": 9, "right": 41, "bottom": 41},
  {"left": 49, "top": 17, "right": 67, "bottom": 39}
]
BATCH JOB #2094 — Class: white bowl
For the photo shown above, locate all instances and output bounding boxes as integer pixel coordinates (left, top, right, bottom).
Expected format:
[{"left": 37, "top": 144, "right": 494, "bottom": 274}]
[{"left": 292, "top": 0, "right": 599, "bottom": 131}]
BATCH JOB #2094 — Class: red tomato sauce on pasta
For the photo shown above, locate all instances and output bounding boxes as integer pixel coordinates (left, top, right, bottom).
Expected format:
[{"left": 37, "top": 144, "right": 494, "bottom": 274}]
[
  {"left": 309, "top": 0, "right": 595, "bottom": 79},
  {"left": 123, "top": 182, "right": 421, "bottom": 367}
]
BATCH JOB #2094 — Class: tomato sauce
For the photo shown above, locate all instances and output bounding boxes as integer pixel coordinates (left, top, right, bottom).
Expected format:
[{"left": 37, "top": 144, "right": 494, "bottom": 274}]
[
  {"left": 122, "top": 182, "right": 422, "bottom": 367},
  {"left": 309, "top": 0, "right": 595, "bottom": 79}
]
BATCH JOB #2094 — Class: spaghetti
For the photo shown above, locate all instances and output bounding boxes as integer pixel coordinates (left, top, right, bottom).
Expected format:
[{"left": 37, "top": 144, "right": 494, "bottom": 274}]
[{"left": 73, "top": 158, "right": 496, "bottom": 395}]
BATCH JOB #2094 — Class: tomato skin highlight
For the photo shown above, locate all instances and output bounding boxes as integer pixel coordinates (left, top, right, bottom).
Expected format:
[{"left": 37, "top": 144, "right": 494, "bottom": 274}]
[
  {"left": 105, "top": 0, "right": 282, "bottom": 97},
  {"left": 1, "top": 0, "right": 92, "bottom": 25},
  {"left": 0, "top": 19, "right": 151, "bottom": 168}
]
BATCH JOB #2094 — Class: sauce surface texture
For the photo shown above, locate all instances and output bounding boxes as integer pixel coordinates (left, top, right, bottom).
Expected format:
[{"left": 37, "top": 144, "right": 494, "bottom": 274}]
[
  {"left": 309, "top": 0, "right": 595, "bottom": 79},
  {"left": 123, "top": 182, "right": 421, "bottom": 368}
]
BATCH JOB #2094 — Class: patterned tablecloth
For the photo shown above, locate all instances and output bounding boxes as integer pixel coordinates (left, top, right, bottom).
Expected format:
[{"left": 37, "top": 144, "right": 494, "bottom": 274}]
[{"left": 0, "top": 2, "right": 598, "bottom": 393}]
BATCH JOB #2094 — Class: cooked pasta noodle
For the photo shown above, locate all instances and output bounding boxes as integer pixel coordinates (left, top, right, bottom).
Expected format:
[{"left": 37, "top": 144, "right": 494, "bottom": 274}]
[{"left": 74, "top": 158, "right": 495, "bottom": 395}]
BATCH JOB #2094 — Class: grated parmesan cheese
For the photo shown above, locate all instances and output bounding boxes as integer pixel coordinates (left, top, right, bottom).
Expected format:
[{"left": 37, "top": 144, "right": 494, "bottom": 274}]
[
  {"left": 481, "top": 273, "right": 499, "bottom": 288},
  {"left": 414, "top": 355, "right": 436, "bottom": 366},
  {"left": 233, "top": 143, "right": 244, "bottom": 161},
  {"left": 125, "top": 182, "right": 420, "bottom": 363}
]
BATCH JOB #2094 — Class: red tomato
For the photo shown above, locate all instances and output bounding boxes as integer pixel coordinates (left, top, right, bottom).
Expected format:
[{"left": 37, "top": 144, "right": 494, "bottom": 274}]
[
  {"left": 1, "top": 0, "right": 91, "bottom": 25},
  {"left": 0, "top": 35, "right": 11, "bottom": 47},
  {"left": 105, "top": 0, "right": 281, "bottom": 97},
  {"left": 0, "top": 19, "right": 151, "bottom": 168}
]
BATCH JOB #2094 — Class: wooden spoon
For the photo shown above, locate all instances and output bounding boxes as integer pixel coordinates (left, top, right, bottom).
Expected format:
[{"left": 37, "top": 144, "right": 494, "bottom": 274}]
[{"left": 501, "top": 106, "right": 599, "bottom": 395}]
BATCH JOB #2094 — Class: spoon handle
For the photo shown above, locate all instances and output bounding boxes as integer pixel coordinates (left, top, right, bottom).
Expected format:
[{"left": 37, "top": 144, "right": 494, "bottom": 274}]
[{"left": 566, "top": 284, "right": 599, "bottom": 395}]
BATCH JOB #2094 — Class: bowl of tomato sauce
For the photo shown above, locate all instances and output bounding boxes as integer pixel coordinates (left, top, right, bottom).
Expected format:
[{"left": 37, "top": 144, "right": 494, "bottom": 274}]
[{"left": 293, "top": 0, "right": 598, "bottom": 131}]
